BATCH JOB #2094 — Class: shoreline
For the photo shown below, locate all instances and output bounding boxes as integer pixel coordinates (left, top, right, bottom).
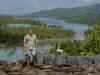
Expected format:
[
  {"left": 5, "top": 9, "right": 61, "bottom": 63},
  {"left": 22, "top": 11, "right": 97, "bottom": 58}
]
[{"left": 0, "top": 38, "right": 74, "bottom": 48}]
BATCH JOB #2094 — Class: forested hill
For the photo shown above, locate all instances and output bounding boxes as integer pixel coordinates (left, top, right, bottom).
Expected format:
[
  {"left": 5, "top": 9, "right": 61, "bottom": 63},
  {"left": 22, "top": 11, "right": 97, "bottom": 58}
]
[
  {"left": 0, "top": 15, "right": 42, "bottom": 25},
  {"left": 24, "top": 3, "right": 100, "bottom": 24}
]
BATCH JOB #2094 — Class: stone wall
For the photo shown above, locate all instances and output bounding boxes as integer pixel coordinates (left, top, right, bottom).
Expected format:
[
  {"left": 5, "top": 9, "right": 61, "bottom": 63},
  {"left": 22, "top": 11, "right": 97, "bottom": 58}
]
[{"left": 37, "top": 53, "right": 100, "bottom": 67}]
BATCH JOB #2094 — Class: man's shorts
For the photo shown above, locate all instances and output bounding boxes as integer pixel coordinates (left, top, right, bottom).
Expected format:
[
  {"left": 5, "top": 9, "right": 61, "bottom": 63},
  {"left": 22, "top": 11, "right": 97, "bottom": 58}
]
[{"left": 26, "top": 48, "right": 36, "bottom": 56}]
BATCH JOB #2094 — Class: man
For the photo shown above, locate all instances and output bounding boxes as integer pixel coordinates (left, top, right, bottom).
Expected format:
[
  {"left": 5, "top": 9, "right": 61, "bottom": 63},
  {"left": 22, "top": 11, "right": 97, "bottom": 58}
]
[{"left": 23, "top": 29, "right": 38, "bottom": 68}]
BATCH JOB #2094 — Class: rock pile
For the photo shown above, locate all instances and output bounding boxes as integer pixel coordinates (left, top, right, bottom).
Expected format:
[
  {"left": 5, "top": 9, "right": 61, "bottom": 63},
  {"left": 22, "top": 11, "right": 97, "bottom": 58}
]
[
  {"left": 37, "top": 54, "right": 100, "bottom": 67},
  {"left": 0, "top": 54, "right": 100, "bottom": 75}
]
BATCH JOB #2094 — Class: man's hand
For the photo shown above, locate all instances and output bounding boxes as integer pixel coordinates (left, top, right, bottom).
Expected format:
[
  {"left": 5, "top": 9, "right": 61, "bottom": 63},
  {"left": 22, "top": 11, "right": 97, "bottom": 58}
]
[
  {"left": 23, "top": 49, "right": 26, "bottom": 51},
  {"left": 23, "top": 49, "right": 26, "bottom": 53},
  {"left": 36, "top": 47, "right": 38, "bottom": 51},
  {"left": 23, "top": 49, "right": 28, "bottom": 56}
]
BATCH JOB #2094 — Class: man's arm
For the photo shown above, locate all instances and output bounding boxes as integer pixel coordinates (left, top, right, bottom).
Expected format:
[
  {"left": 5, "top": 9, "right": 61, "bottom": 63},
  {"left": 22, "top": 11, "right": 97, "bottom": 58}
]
[
  {"left": 35, "top": 40, "right": 38, "bottom": 51},
  {"left": 23, "top": 35, "right": 27, "bottom": 51},
  {"left": 35, "top": 35, "right": 38, "bottom": 51},
  {"left": 24, "top": 42, "right": 26, "bottom": 51}
]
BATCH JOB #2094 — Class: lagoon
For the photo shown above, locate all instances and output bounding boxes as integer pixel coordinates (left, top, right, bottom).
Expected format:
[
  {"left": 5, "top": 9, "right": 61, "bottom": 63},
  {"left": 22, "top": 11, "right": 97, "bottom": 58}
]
[
  {"left": 39, "top": 18, "right": 92, "bottom": 40},
  {"left": 0, "top": 18, "right": 92, "bottom": 61},
  {"left": 9, "top": 18, "right": 92, "bottom": 40}
]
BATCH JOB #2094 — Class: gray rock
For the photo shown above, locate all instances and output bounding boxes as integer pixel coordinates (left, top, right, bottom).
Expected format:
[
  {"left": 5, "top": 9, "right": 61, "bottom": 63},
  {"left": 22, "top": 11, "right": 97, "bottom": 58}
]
[
  {"left": 66, "top": 56, "right": 78, "bottom": 67},
  {"left": 36, "top": 54, "right": 44, "bottom": 65},
  {"left": 43, "top": 54, "right": 56, "bottom": 65},
  {"left": 0, "top": 70, "right": 6, "bottom": 75},
  {"left": 11, "top": 65, "right": 21, "bottom": 71},
  {"left": 56, "top": 55, "right": 67, "bottom": 65},
  {"left": 77, "top": 56, "right": 94, "bottom": 67},
  {"left": 94, "top": 56, "right": 100, "bottom": 67},
  {"left": 0, "top": 61, "right": 7, "bottom": 66}
]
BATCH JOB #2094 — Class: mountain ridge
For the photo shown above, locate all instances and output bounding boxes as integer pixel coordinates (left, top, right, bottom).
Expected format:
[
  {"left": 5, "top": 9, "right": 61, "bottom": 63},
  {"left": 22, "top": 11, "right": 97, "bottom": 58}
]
[{"left": 23, "top": 3, "right": 100, "bottom": 24}]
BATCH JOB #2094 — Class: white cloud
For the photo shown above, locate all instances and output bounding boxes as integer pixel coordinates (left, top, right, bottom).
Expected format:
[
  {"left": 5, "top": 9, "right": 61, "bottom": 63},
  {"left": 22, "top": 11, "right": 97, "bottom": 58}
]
[
  {"left": 0, "top": 0, "right": 100, "bottom": 15},
  {"left": 75, "top": 0, "right": 97, "bottom": 2}
]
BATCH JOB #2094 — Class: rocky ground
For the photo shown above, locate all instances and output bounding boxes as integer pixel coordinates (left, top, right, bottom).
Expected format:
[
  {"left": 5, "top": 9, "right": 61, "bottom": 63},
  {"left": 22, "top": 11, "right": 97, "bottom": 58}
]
[
  {"left": 0, "top": 60, "right": 100, "bottom": 75},
  {"left": 1, "top": 53, "right": 100, "bottom": 75}
]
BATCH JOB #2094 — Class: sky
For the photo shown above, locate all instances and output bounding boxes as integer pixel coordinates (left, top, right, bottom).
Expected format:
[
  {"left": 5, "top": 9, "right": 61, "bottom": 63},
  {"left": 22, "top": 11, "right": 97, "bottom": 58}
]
[{"left": 0, "top": 0, "right": 100, "bottom": 15}]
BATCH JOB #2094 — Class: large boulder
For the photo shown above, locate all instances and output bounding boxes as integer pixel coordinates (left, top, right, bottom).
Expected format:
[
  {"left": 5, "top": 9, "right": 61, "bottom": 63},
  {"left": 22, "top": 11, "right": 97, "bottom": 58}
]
[
  {"left": 66, "top": 56, "right": 78, "bottom": 67},
  {"left": 43, "top": 54, "right": 56, "bottom": 65},
  {"left": 56, "top": 55, "right": 67, "bottom": 65},
  {"left": 77, "top": 56, "right": 94, "bottom": 67},
  {"left": 94, "top": 55, "right": 100, "bottom": 67},
  {"left": 36, "top": 54, "right": 44, "bottom": 65}
]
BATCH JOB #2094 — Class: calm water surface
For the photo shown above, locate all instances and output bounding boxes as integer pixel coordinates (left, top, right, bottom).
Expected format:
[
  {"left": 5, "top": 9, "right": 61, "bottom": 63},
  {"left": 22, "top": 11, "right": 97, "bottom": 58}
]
[{"left": 39, "top": 18, "right": 92, "bottom": 40}]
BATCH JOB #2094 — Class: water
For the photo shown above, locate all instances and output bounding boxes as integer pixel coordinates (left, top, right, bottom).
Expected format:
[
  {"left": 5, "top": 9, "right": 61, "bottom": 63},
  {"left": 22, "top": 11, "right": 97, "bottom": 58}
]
[
  {"left": 0, "top": 42, "right": 52, "bottom": 62},
  {"left": 0, "top": 18, "right": 92, "bottom": 61},
  {"left": 39, "top": 18, "right": 92, "bottom": 40},
  {"left": 9, "top": 24, "right": 32, "bottom": 28},
  {"left": 9, "top": 18, "right": 92, "bottom": 40}
]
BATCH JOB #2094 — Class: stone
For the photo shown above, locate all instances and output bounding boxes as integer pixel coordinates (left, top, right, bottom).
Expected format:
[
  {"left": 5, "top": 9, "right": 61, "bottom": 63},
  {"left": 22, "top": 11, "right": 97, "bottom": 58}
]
[
  {"left": 36, "top": 70, "right": 48, "bottom": 75},
  {"left": 6, "top": 64, "right": 13, "bottom": 67},
  {"left": 66, "top": 56, "right": 78, "bottom": 67},
  {"left": 40, "top": 65, "right": 53, "bottom": 69},
  {"left": 0, "top": 61, "right": 7, "bottom": 66},
  {"left": 0, "top": 70, "right": 6, "bottom": 75},
  {"left": 36, "top": 54, "right": 44, "bottom": 65},
  {"left": 88, "top": 67, "right": 95, "bottom": 73},
  {"left": 94, "top": 56, "right": 100, "bottom": 67},
  {"left": 44, "top": 54, "right": 56, "bottom": 65},
  {"left": 11, "top": 65, "right": 21, "bottom": 71},
  {"left": 95, "top": 67, "right": 100, "bottom": 73},
  {"left": 47, "top": 72, "right": 69, "bottom": 75},
  {"left": 16, "top": 60, "right": 23, "bottom": 66},
  {"left": 21, "top": 67, "right": 28, "bottom": 73},
  {"left": 8, "top": 72, "right": 23, "bottom": 75},
  {"left": 77, "top": 56, "right": 94, "bottom": 67},
  {"left": 56, "top": 55, "right": 67, "bottom": 65}
]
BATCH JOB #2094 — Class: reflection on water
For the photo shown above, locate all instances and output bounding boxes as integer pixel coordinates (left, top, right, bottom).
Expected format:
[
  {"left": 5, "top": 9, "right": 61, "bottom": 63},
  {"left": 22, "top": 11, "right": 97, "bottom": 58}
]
[
  {"left": 0, "top": 39, "right": 67, "bottom": 61},
  {"left": 0, "top": 41, "right": 53, "bottom": 61},
  {"left": 0, "top": 46, "right": 24, "bottom": 61}
]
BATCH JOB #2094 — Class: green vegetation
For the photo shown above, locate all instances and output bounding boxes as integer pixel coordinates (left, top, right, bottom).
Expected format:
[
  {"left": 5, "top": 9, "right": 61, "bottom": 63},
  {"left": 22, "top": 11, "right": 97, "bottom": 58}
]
[
  {"left": 0, "top": 15, "right": 42, "bottom": 25},
  {"left": 50, "top": 25, "right": 100, "bottom": 56},
  {"left": 50, "top": 40, "right": 83, "bottom": 56},
  {"left": 25, "top": 4, "right": 100, "bottom": 24},
  {"left": 83, "top": 25, "right": 100, "bottom": 55},
  {"left": 0, "top": 25, "right": 75, "bottom": 45},
  {"left": 65, "top": 13, "right": 100, "bottom": 24}
]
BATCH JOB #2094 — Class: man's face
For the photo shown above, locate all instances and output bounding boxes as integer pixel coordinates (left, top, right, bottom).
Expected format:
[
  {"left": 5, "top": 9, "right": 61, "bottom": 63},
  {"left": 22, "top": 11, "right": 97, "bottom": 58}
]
[{"left": 29, "top": 29, "right": 32, "bottom": 35}]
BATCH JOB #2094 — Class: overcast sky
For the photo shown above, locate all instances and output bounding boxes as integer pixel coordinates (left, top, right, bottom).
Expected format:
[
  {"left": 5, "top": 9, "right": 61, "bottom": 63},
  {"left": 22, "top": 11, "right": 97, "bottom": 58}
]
[{"left": 0, "top": 0, "right": 100, "bottom": 15}]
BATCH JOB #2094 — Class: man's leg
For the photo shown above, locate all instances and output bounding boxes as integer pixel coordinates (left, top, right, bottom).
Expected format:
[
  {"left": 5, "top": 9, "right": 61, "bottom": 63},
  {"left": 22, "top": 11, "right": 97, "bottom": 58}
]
[
  {"left": 32, "top": 48, "right": 36, "bottom": 66},
  {"left": 32, "top": 55, "right": 36, "bottom": 66},
  {"left": 26, "top": 49, "right": 31, "bottom": 68},
  {"left": 26, "top": 55, "right": 30, "bottom": 68}
]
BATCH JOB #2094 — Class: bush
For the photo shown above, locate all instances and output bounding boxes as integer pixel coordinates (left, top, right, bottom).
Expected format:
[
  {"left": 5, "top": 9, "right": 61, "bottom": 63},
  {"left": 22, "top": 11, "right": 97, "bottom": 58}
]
[{"left": 0, "top": 25, "right": 75, "bottom": 45}]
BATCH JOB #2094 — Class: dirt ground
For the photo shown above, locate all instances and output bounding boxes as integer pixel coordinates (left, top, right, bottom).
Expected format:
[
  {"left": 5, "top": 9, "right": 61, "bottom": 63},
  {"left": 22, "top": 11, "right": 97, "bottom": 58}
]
[{"left": 0, "top": 60, "right": 100, "bottom": 75}]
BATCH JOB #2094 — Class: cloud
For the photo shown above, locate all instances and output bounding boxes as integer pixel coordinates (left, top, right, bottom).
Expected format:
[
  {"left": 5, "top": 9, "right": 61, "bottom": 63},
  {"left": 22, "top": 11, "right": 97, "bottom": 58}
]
[
  {"left": 0, "top": 0, "right": 100, "bottom": 15},
  {"left": 74, "top": 0, "right": 97, "bottom": 3}
]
